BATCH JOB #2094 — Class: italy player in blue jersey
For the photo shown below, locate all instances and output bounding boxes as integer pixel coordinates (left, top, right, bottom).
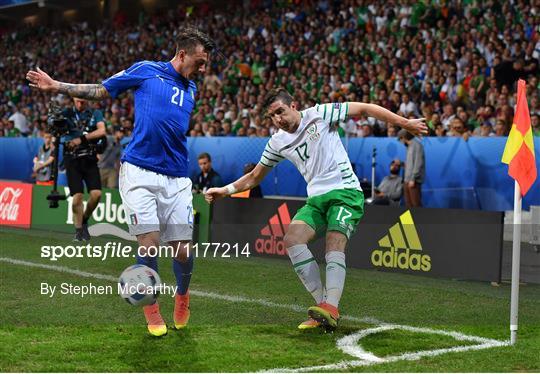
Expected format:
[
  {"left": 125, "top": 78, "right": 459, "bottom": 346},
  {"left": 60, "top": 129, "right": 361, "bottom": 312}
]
[{"left": 27, "top": 28, "right": 217, "bottom": 336}]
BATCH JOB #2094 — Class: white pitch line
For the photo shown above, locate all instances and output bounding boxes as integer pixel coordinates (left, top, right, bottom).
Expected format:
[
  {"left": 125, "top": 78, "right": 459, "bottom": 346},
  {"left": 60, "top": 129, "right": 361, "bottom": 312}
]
[
  {"left": 0, "top": 257, "right": 118, "bottom": 282},
  {"left": 1, "top": 256, "right": 510, "bottom": 372}
]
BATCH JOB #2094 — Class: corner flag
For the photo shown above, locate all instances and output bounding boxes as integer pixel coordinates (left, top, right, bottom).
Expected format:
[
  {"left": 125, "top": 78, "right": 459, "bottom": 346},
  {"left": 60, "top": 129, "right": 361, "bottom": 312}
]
[
  {"left": 501, "top": 79, "right": 537, "bottom": 196},
  {"left": 502, "top": 79, "right": 538, "bottom": 345}
]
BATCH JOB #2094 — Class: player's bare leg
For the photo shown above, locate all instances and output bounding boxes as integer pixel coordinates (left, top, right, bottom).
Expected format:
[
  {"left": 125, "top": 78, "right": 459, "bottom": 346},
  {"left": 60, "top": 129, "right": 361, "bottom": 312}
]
[
  {"left": 137, "top": 231, "right": 167, "bottom": 337},
  {"left": 171, "top": 240, "right": 192, "bottom": 329},
  {"left": 284, "top": 221, "right": 324, "bottom": 330},
  {"left": 308, "top": 231, "right": 347, "bottom": 331}
]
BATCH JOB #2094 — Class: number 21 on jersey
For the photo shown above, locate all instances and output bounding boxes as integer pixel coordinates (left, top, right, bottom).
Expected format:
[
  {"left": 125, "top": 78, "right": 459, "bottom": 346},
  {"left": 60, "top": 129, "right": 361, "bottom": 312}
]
[{"left": 171, "top": 87, "right": 184, "bottom": 106}]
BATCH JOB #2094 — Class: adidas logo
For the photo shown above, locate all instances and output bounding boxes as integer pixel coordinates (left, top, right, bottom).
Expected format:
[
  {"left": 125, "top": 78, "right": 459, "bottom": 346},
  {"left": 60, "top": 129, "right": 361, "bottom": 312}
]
[
  {"left": 255, "top": 203, "right": 291, "bottom": 256},
  {"left": 371, "top": 210, "right": 431, "bottom": 272}
]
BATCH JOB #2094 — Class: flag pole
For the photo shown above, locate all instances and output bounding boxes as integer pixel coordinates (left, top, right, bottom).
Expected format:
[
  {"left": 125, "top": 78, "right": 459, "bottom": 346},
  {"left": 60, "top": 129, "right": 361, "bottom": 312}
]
[{"left": 510, "top": 180, "right": 522, "bottom": 345}]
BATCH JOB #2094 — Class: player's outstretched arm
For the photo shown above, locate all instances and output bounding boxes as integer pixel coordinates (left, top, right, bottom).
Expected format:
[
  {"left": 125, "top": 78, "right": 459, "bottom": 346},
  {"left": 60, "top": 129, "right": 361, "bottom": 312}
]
[
  {"left": 26, "top": 67, "right": 109, "bottom": 100},
  {"left": 347, "top": 102, "right": 428, "bottom": 136},
  {"left": 205, "top": 163, "right": 271, "bottom": 203}
]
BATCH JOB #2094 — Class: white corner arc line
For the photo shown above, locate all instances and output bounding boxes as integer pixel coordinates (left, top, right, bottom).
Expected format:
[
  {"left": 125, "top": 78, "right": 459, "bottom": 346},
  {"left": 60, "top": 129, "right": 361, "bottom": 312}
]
[
  {"left": 0, "top": 257, "right": 510, "bottom": 372},
  {"left": 264, "top": 324, "right": 510, "bottom": 373}
]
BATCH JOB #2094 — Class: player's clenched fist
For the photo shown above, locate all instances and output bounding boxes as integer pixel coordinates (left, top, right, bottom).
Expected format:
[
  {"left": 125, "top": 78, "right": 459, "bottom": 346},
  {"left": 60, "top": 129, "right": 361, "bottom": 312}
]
[{"left": 205, "top": 187, "right": 227, "bottom": 203}]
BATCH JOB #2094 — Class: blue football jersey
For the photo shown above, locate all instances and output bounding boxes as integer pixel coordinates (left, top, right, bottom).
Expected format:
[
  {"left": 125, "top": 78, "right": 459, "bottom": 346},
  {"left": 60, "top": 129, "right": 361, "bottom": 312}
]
[{"left": 102, "top": 61, "right": 197, "bottom": 177}]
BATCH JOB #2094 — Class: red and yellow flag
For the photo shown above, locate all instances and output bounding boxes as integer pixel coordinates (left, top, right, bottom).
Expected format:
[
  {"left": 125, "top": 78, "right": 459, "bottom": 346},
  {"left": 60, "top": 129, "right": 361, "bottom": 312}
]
[{"left": 501, "top": 79, "right": 537, "bottom": 196}]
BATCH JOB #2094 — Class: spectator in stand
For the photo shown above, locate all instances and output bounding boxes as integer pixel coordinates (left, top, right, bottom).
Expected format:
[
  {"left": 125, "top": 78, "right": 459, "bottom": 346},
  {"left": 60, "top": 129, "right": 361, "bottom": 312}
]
[
  {"left": 477, "top": 122, "right": 495, "bottom": 137},
  {"left": 494, "top": 119, "right": 510, "bottom": 137},
  {"left": 372, "top": 159, "right": 403, "bottom": 206},
  {"left": 4, "top": 120, "right": 20, "bottom": 137},
  {"left": 434, "top": 123, "right": 447, "bottom": 137},
  {"left": 192, "top": 152, "right": 223, "bottom": 193},
  {"left": 428, "top": 113, "right": 442, "bottom": 135},
  {"left": 449, "top": 118, "right": 471, "bottom": 141},
  {"left": 440, "top": 103, "right": 455, "bottom": 130},
  {"left": 440, "top": 75, "right": 460, "bottom": 104},
  {"left": 387, "top": 125, "right": 398, "bottom": 137},
  {"left": 420, "top": 82, "right": 439, "bottom": 106},
  {"left": 464, "top": 87, "right": 482, "bottom": 114},
  {"left": 8, "top": 105, "right": 30, "bottom": 136},
  {"left": 399, "top": 93, "right": 419, "bottom": 117}
]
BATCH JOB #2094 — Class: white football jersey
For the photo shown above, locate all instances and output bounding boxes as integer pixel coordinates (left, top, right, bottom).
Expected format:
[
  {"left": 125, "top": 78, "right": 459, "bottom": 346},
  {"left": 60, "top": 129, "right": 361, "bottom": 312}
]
[{"left": 259, "top": 103, "right": 361, "bottom": 197}]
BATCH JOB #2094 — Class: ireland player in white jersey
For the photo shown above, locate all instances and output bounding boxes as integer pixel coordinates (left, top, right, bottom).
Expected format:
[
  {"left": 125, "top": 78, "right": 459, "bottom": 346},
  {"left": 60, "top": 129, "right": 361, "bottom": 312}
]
[{"left": 206, "top": 88, "right": 427, "bottom": 330}]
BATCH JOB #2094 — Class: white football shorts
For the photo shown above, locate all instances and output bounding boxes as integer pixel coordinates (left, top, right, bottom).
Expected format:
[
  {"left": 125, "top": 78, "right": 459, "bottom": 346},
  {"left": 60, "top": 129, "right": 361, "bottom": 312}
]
[{"left": 119, "top": 161, "right": 193, "bottom": 242}]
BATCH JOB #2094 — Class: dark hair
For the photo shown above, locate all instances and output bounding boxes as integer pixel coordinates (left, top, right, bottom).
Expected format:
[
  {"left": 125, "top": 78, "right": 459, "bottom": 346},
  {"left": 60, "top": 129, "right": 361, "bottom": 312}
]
[
  {"left": 262, "top": 88, "right": 294, "bottom": 113},
  {"left": 397, "top": 129, "right": 414, "bottom": 140},
  {"left": 198, "top": 152, "right": 211, "bottom": 161},
  {"left": 175, "top": 27, "right": 216, "bottom": 55}
]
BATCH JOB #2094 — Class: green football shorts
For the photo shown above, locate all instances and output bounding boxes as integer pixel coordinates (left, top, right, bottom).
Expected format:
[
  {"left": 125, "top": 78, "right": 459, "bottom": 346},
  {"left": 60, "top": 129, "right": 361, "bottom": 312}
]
[{"left": 292, "top": 188, "right": 365, "bottom": 239}]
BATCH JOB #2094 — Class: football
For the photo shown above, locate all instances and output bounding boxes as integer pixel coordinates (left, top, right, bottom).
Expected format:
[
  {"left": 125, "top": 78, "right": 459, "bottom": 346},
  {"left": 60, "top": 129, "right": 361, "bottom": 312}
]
[{"left": 118, "top": 264, "right": 161, "bottom": 306}]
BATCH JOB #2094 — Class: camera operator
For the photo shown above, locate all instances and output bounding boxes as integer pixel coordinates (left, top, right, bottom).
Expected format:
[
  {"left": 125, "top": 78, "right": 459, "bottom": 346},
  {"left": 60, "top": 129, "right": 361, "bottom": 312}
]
[{"left": 62, "top": 98, "right": 106, "bottom": 241}]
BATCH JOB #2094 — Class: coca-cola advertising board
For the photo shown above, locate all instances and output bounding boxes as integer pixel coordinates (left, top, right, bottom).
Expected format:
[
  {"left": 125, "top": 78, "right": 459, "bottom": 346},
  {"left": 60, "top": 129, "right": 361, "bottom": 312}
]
[{"left": 0, "top": 182, "right": 33, "bottom": 228}]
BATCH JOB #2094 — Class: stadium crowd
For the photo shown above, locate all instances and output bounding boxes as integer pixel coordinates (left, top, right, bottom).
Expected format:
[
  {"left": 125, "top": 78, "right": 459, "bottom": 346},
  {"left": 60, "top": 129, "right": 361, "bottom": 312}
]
[{"left": 1, "top": 0, "right": 540, "bottom": 140}]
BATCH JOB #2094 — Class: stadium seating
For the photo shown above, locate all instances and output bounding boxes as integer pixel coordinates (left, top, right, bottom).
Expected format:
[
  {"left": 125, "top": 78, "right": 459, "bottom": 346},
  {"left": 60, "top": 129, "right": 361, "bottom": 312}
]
[{"left": 1, "top": 0, "right": 539, "bottom": 139}]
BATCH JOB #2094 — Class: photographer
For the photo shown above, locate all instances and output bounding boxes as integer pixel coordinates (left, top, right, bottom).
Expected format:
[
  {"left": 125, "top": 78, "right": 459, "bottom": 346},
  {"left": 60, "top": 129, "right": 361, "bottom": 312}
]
[{"left": 61, "top": 98, "right": 106, "bottom": 241}]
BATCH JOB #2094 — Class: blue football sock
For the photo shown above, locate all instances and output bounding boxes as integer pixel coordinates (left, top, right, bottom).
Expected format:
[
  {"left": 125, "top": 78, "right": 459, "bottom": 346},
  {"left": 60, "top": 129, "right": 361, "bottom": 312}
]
[
  {"left": 173, "top": 255, "right": 193, "bottom": 295},
  {"left": 136, "top": 254, "right": 158, "bottom": 273}
]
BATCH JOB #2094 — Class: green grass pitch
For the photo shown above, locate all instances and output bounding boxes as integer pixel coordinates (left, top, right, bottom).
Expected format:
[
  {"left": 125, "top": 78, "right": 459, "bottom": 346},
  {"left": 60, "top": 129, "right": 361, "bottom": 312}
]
[{"left": 0, "top": 228, "right": 539, "bottom": 372}]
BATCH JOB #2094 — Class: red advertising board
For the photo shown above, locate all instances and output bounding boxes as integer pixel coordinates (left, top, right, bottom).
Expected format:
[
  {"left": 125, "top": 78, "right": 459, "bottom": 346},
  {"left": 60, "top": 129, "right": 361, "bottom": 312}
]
[{"left": 0, "top": 181, "right": 33, "bottom": 228}]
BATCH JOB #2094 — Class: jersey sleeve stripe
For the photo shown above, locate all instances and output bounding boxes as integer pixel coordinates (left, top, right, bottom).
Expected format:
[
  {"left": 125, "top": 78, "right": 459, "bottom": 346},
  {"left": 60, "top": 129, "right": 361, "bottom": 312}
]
[
  {"left": 264, "top": 150, "right": 284, "bottom": 159},
  {"left": 330, "top": 104, "right": 335, "bottom": 123},
  {"left": 267, "top": 143, "right": 279, "bottom": 152},
  {"left": 345, "top": 102, "right": 349, "bottom": 119},
  {"left": 262, "top": 154, "right": 281, "bottom": 163},
  {"left": 323, "top": 104, "right": 327, "bottom": 120},
  {"left": 259, "top": 160, "right": 273, "bottom": 168}
]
